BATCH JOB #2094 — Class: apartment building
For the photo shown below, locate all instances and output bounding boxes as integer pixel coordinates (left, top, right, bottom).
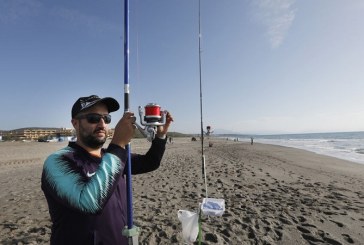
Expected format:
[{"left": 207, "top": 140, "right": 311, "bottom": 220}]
[{"left": 2, "top": 128, "right": 74, "bottom": 141}]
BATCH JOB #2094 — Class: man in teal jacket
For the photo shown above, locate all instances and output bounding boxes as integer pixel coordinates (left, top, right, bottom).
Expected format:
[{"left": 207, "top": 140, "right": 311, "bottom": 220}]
[{"left": 41, "top": 95, "right": 173, "bottom": 244}]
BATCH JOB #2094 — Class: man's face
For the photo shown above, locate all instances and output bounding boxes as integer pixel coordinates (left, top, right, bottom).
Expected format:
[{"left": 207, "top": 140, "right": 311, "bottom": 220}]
[{"left": 73, "top": 103, "right": 110, "bottom": 149}]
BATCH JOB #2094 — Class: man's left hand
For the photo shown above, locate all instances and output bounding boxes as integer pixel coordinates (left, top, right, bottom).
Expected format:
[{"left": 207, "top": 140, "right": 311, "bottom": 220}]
[{"left": 156, "top": 111, "right": 174, "bottom": 138}]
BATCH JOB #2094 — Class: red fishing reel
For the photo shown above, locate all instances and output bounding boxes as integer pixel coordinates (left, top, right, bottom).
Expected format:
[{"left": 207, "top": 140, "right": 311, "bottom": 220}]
[
  {"left": 136, "top": 103, "right": 167, "bottom": 141},
  {"left": 138, "top": 103, "right": 166, "bottom": 126}
]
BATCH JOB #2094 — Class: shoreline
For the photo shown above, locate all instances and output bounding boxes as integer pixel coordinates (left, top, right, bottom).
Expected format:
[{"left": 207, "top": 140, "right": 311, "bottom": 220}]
[
  {"left": 219, "top": 134, "right": 364, "bottom": 165},
  {"left": 1, "top": 138, "right": 363, "bottom": 244}
]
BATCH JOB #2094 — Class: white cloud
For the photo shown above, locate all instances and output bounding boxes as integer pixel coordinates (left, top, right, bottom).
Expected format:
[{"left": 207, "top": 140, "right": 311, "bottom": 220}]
[{"left": 252, "top": 0, "right": 296, "bottom": 48}]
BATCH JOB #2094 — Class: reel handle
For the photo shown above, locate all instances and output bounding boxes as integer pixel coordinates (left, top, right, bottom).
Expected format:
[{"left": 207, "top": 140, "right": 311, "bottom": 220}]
[{"left": 134, "top": 123, "right": 157, "bottom": 142}]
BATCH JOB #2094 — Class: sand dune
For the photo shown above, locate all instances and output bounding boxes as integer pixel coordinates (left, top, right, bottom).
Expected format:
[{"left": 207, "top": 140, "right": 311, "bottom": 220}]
[{"left": 1, "top": 138, "right": 363, "bottom": 244}]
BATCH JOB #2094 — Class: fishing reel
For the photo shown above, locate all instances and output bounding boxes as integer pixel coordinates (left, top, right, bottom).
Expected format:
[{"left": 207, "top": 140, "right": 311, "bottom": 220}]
[{"left": 135, "top": 103, "right": 167, "bottom": 142}]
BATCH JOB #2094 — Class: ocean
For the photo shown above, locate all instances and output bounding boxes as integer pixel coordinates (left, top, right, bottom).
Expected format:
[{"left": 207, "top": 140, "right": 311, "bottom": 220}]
[{"left": 220, "top": 131, "right": 364, "bottom": 165}]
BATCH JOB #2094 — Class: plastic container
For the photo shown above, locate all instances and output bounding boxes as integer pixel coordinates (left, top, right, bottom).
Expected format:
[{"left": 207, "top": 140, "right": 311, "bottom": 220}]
[{"left": 201, "top": 198, "right": 225, "bottom": 216}]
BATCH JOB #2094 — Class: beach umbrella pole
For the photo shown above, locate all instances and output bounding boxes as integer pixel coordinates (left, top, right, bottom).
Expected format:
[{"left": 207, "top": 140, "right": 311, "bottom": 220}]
[{"left": 121, "top": 0, "right": 140, "bottom": 243}]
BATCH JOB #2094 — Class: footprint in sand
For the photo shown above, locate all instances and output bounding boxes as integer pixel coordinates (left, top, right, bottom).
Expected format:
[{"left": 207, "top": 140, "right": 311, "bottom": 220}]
[
  {"left": 28, "top": 226, "right": 47, "bottom": 236},
  {"left": 329, "top": 219, "right": 344, "bottom": 228},
  {"left": 297, "top": 225, "right": 311, "bottom": 234},
  {"left": 205, "top": 233, "right": 219, "bottom": 242},
  {"left": 342, "top": 234, "right": 354, "bottom": 244},
  {"left": 301, "top": 233, "right": 324, "bottom": 243}
]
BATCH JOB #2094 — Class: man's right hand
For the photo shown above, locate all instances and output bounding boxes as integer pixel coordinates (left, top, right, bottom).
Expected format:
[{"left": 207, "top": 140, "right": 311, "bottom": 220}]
[{"left": 110, "top": 112, "right": 136, "bottom": 148}]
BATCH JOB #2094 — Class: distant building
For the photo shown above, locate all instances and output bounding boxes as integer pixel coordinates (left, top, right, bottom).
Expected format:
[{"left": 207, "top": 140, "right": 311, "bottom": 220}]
[
  {"left": 1, "top": 127, "right": 74, "bottom": 141},
  {"left": 0, "top": 127, "right": 117, "bottom": 141}
]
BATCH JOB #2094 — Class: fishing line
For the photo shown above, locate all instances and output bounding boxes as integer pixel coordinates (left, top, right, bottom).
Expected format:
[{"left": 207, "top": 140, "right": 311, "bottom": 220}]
[
  {"left": 135, "top": 0, "right": 142, "bottom": 104},
  {"left": 198, "top": 0, "right": 208, "bottom": 202}
]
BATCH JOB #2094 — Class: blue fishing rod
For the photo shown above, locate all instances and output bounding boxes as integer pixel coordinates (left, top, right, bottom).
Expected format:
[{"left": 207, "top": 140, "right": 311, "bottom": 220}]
[{"left": 122, "top": 0, "right": 140, "bottom": 244}]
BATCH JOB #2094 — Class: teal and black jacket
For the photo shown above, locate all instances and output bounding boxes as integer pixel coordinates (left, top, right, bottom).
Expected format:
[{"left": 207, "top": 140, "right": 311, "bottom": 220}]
[{"left": 41, "top": 138, "right": 166, "bottom": 245}]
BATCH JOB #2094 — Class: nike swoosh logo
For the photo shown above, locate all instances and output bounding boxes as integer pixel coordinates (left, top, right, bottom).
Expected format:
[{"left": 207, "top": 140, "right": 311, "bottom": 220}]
[{"left": 86, "top": 171, "right": 96, "bottom": 177}]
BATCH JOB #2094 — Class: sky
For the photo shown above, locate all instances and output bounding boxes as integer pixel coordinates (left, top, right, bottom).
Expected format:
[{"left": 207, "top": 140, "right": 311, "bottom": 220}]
[{"left": 1, "top": 0, "right": 364, "bottom": 135}]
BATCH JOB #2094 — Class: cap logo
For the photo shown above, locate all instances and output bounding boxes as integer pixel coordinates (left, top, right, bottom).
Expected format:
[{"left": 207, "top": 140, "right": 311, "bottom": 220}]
[
  {"left": 81, "top": 101, "right": 94, "bottom": 110},
  {"left": 72, "top": 95, "right": 119, "bottom": 118},
  {"left": 79, "top": 95, "right": 99, "bottom": 110}
]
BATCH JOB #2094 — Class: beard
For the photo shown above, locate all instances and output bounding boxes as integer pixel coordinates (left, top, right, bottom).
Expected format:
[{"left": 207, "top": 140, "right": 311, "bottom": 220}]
[
  {"left": 81, "top": 134, "right": 106, "bottom": 149},
  {"left": 79, "top": 126, "right": 107, "bottom": 149}
]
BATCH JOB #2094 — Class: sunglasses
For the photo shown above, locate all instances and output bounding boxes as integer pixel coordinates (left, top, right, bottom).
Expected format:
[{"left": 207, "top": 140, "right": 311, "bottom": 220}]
[{"left": 76, "top": 113, "right": 111, "bottom": 124}]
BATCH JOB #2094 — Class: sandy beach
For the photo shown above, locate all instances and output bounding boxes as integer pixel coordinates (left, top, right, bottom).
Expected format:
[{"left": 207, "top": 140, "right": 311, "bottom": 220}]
[{"left": 1, "top": 138, "right": 363, "bottom": 244}]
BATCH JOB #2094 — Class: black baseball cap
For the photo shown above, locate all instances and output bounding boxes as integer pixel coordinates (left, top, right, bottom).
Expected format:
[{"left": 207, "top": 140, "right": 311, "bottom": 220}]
[{"left": 71, "top": 95, "right": 120, "bottom": 118}]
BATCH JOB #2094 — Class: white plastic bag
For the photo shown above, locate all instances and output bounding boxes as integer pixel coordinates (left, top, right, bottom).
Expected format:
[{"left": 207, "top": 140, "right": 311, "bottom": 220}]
[
  {"left": 177, "top": 210, "right": 199, "bottom": 243},
  {"left": 201, "top": 198, "right": 225, "bottom": 216}
]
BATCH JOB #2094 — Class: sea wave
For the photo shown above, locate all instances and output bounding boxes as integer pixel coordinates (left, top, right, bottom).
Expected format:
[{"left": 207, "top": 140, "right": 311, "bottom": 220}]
[
  {"left": 355, "top": 148, "right": 364, "bottom": 155},
  {"left": 219, "top": 131, "right": 364, "bottom": 164}
]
